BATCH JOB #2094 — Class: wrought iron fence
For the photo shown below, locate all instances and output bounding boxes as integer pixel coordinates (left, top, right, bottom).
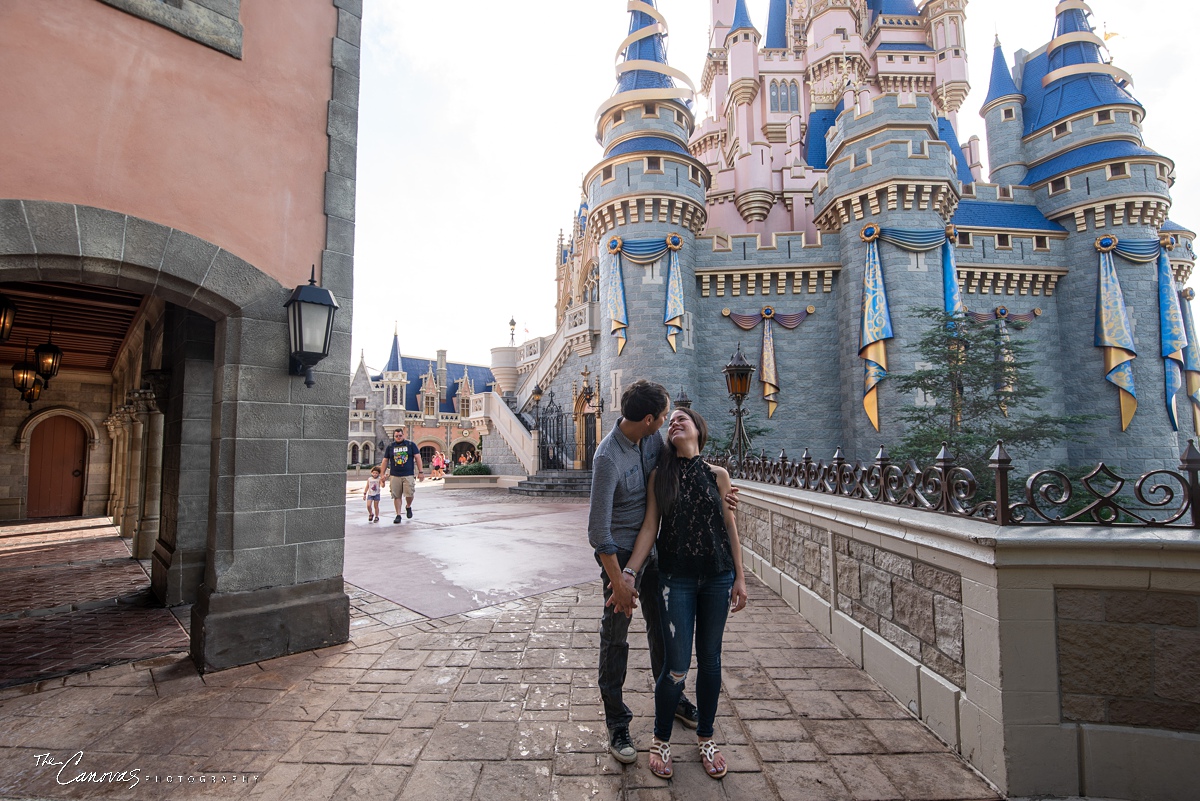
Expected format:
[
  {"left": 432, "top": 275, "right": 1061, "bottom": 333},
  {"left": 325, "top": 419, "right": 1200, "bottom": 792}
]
[
  {"left": 707, "top": 441, "right": 1200, "bottom": 528},
  {"left": 535, "top": 394, "right": 597, "bottom": 472}
]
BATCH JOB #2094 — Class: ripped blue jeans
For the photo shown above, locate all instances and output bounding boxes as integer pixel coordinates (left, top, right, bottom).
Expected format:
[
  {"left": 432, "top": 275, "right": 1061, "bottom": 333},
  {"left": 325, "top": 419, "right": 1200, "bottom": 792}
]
[{"left": 653, "top": 570, "right": 734, "bottom": 740}]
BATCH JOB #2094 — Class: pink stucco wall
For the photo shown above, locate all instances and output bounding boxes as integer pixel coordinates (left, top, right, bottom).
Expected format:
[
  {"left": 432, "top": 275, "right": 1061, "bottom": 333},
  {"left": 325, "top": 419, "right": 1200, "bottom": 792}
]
[{"left": 0, "top": 0, "right": 335, "bottom": 288}]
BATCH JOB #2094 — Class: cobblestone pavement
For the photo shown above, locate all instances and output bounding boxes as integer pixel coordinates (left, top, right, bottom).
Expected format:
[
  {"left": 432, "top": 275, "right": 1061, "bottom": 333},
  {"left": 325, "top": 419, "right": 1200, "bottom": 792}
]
[
  {"left": 0, "top": 576, "right": 999, "bottom": 800},
  {"left": 0, "top": 520, "right": 189, "bottom": 689}
]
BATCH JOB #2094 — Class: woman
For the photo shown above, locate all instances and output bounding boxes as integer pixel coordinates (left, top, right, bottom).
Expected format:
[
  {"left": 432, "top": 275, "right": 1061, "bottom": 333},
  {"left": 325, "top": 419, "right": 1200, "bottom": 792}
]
[{"left": 622, "top": 407, "right": 747, "bottom": 780}]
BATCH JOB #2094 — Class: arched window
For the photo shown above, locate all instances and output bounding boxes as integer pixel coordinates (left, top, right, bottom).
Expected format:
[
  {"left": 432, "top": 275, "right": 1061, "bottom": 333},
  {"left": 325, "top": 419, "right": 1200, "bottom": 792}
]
[
  {"left": 362, "top": 444, "right": 372, "bottom": 465},
  {"left": 350, "top": 444, "right": 359, "bottom": 465},
  {"left": 769, "top": 81, "right": 779, "bottom": 112},
  {"left": 789, "top": 82, "right": 800, "bottom": 115},
  {"left": 420, "top": 445, "right": 437, "bottom": 466}
]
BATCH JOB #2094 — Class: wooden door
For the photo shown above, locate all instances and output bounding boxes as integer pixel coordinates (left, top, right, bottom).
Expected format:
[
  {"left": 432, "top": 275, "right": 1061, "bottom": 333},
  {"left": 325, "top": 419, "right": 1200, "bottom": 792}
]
[{"left": 28, "top": 416, "right": 86, "bottom": 518}]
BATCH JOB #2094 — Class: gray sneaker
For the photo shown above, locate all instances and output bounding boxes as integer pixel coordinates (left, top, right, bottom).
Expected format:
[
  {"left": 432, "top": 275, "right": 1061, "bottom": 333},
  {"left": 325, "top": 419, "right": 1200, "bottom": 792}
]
[{"left": 609, "top": 726, "right": 637, "bottom": 764}]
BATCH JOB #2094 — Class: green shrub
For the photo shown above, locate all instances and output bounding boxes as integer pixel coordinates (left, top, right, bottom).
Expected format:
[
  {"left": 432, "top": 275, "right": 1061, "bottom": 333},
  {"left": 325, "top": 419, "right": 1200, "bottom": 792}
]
[{"left": 452, "top": 462, "right": 491, "bottom": 476}]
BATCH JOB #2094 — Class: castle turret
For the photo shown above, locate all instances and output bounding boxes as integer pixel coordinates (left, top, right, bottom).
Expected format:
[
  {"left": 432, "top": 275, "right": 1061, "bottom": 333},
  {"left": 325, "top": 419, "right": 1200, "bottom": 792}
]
[
  {"left": 1017, "top": 0, "right": 1176, "bottom": 473},
  {"left": 923, "top": 0, "right": 970, "bottom": 121},
  {"left": 726, "top": 0, "right": 774, "bottom": 225},
  {"left": 980, "top": 37, "right": 1027, "bottom": 186},
  {"left": 589, "top": 0, "right": 708, "bottom": 408},
  {"left": 764, "top": 0, "right": 789, "bottom": 50}
]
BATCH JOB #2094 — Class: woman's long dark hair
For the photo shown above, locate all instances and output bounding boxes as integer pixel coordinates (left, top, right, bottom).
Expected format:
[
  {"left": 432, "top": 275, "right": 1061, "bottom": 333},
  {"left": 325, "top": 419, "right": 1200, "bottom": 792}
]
[{"left": 655, "top": 408, "right": 708, "bottom": 520}]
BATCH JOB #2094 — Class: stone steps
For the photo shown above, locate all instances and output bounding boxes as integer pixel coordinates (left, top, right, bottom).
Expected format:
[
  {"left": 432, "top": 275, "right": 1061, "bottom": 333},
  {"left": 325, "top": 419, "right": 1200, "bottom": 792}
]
[{"left": 509, "top": 470, "right": 592, "bottom": 498}]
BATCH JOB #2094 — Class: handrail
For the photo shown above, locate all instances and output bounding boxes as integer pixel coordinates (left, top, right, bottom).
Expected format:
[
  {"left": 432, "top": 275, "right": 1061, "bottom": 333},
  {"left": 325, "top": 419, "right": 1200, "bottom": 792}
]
[{"left": 473, "top": 392, "right": 538, "bottom": 475}]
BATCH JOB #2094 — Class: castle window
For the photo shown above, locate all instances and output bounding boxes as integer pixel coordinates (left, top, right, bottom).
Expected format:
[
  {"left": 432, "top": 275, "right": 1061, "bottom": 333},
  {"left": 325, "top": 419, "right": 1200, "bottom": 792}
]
[
  {"left": 995, "top": 233, "right": 1012, "bottom": 249},
  {"left": 689, "top": 164, "right": 702, "bottom": 184},
  {"left": 676, "top": 110, "right": 687, "bottom": 127},
  {"left": 919, "top": 56, "right": 927, "bottom": 63},
  {"left": 836, "top": 28, "right": 848, "bottom": 41},
  {"left": 355, "top": 398, "right": 366, "bottom": 410},
  {"left": 1095, "top": 109, "right": 1113, "bottom": 124},
  {"left": 613, "top": 110, "right": 623, "bottom": 125},
  {"left": 646, "top": 156, "right": 662, "bottom": 172},
  {"left": 789, "top": 82, "right": 799, "bottom": 112},
  {"left": 1049, "top": 176, "right": 1069, "bottom": 195},
  {"left": 998, "top": 186, "right": 1013, "bottom": 199},
  {"left": 903, "top": 56, "right": 911, "bottom": 63},
  {"left": 770, "top": 81, "right": 780, "bottom": 112},
  {"left": 1132, "top": 111, "right": 1141, "bottom": 124},
  {"left": 957, "top": 231, "right": 973, "bottom": 247},
  {"left": 1107, "top": 162, "right": 1129, "bottom": 179},
  {"left": 938, "top": 52, "right": 946, "bottom": 61},
  {"left": 953, "top": 49, "right": 961, "bottom": 56},
  {"left": 743, "top": 33, "right": 751, "bottom": 41},
  {"left": 602, "top": 165, "right": 614, "bottom": 182},
  {"left": 1002, "top": 107, "right": 1015, "bottom": 121},
  {"left": 886, "top": 55, "right": 895, "bottom": 63},
  {"left": 1158, "top": 163, "right": 1169, "bottom": 180},
  {"left": 423, "top": 392, "right": 437, "bottom": 418},
  {"left": 1034, "top": 236, "right": 1050, "bottom": 251},
  {"left": 644, "top": 103, "right": 657, "bottom": 117},
  {"left": 1052, "top": 121, "right": 1070, "bottom": 138}
]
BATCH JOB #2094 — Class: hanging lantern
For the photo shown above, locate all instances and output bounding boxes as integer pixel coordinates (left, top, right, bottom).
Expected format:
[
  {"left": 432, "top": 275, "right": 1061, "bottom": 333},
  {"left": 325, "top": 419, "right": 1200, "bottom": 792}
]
[
  {"left": 34, "top": 316, "right": 63, "bottom": 389},
  {"left": 12, "top": 339, "right": 37, "bottom": 393},
  {"left": 285, "top": 265, "right": 339, "bottom": 388},
  {"left": 21, "top": 376, "right": 43, "bottom": 410},
  {"left": 0, "top": 295, "right": 15, "bottom": 342}
]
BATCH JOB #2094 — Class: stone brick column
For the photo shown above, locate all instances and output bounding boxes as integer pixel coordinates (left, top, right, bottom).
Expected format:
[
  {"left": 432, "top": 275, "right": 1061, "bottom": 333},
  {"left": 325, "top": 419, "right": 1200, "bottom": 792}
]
[
  {"left": 131, "top": 379, "right": 166, "bottom": 561},
  {"left": 152, "top": 308, "right": 214, "bottom": 606},
  {"left": 120, "top": 400, "right": 144, "bottom": 541}
]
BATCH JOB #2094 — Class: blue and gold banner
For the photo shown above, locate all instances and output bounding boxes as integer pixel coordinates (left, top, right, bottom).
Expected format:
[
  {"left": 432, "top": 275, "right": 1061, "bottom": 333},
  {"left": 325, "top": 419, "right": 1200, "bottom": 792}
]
[
  {"left": 1157, "top": 247, "right": 1187, "bottom": 431},
  {"left": 859, "top": 224, "right": 893, "bottom": 431},
  {"left": 1095, "top": 235, "right": 1137, "bottom": 431},
  {"left": 725, "top": 305, "right": 813, "bottom": 418},
  {"left": 942, "top": 228, "right": 966, "bottom": 318},
  {"left": 1180, "top": 288, "right": 1200, "bottom": 436},
  {"left": 604, "top": 237, "right": 630, "bottom": 355},
  {"left": 605, "top": 233, "right": 686, "bottom": 354}
]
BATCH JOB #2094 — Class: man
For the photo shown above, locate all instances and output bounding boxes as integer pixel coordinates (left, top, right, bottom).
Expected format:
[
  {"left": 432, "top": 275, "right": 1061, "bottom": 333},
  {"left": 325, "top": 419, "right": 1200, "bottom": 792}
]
[
  {"left": 380, "top": 426, "right": 423, "bottom": 523},
  {"left": 588, "top": 380, "right": 700, "bottom": 765}
]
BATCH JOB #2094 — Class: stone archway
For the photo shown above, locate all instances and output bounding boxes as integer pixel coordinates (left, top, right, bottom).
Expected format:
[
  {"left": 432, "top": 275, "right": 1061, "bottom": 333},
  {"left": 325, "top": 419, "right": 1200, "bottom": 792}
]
[{"left": 0, "top": 199, "right": 351, "bottom": 672}]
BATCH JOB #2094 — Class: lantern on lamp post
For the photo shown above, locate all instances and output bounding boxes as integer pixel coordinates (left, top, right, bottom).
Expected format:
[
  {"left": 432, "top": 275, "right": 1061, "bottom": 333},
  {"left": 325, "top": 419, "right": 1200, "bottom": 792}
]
[
  {"left": 723, "top": 344, "right": 756, "bottom": 470},
  {"left": 34, "top": 316, "right": 63, "bottom": 390}
]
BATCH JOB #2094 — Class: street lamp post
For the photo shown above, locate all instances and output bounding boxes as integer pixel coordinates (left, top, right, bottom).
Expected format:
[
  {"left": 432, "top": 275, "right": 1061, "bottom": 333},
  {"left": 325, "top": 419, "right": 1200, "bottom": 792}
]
[
  {"left": 723, "top": 344, "right": 756, "bottom": 472},
  {"left": 531, "top": 383, "right": 543, "bottom": 472}
]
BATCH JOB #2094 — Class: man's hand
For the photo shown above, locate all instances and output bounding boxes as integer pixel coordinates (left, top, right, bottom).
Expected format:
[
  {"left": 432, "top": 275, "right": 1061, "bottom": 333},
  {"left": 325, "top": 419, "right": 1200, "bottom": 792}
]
[
  {"left": 724, "top": 485, "right": 740, "bottom": 511},
  {"left": 605, "top": 575, "right": 639, "bottom": 618}
]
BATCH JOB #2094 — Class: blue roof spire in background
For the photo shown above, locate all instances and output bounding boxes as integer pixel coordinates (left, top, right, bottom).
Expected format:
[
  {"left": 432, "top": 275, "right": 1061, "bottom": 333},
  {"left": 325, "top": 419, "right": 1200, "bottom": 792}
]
[
  {"left": 983, "top": 37, "right": 1022, "bottom": 107},
  {"left": 384, "top": 331, "right": 401, "bottom": 373},
  {"left": 729, "top": 0, "right": 756, "bottom": 37},
  {"left": 616, "top": 0, "right": 673, "bottom": 93},
  {"left": 765, "top": 0, "right": 789, "bottom": 48}
]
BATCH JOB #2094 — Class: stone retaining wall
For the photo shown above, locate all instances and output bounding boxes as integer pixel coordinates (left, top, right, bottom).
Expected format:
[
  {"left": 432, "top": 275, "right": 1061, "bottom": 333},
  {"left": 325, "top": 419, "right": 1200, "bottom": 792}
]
[{"left": 1057, "top": 588, "right": 1200, "bottom": 733}]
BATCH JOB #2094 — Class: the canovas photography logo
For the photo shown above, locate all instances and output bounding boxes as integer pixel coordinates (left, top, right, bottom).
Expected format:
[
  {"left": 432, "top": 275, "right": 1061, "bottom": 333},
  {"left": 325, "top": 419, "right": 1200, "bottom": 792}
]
[{"left": 33, "top": 752, "right": 258, "bottom": 790}]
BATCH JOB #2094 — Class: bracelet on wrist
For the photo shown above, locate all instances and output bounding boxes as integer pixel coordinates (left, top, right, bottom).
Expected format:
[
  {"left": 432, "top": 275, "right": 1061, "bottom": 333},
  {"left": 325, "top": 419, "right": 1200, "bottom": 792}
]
[{"left": 622, "top": 567, "right": 637, "bottom": 577}]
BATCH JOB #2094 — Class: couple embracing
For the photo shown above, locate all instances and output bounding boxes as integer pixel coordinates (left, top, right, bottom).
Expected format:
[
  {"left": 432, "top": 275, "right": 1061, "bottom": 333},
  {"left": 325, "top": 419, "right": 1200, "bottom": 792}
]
[{"left": 587, "top": 380, "right": 748, "bottom": 780}]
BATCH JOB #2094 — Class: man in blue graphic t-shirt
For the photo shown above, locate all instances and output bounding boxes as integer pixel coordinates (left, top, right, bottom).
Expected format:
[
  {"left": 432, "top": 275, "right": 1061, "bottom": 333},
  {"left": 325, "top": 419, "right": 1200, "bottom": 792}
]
[{"left": 380, "top": 426, "right": 423, "bottom": 524}]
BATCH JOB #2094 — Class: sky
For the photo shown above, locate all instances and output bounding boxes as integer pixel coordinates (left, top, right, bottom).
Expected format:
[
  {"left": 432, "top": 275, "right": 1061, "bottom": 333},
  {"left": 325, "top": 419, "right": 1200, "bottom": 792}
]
[{"left": 351, "top": 0, "right": 1200, "bottom": 371}]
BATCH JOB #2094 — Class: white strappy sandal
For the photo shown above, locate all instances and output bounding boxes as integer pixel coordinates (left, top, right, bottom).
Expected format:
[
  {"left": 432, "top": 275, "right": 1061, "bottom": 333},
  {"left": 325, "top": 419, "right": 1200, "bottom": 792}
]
[
  {"left": 649, "top": 736, "right": 673, "bottom": 779},
  {"left": 698, "top": 738, "right": 727, "bottom": 779}
]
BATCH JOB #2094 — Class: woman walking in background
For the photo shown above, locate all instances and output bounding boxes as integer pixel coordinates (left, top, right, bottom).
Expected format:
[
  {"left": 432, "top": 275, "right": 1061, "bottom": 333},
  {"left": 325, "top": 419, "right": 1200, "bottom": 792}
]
[{"left": 618, "top": 407, "right": 747, "bottom": 780}]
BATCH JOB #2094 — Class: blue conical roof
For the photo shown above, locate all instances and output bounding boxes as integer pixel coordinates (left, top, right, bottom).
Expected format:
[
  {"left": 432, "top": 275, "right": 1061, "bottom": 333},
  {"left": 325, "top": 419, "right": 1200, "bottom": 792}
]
[
  {"left": 765, "top": 0, "right": 789, "bottom": 48},
  {"left": 983, "top": 39, "right": 1022, "bottom": 107},
  {"left": 730, "top": 0, "right": 756, "bottom": 37},
  {"left": 384, "top": 333, "right": 401, "bottom": 372},
  {"left": 616, "top": 0, "right": 674, "bottom": 93},
  {"left": 867, "top": 0, "right": 920, "bottom": 21},
  {"left": 1020, "top": 1, "right": 1140, "bottom": 134}
]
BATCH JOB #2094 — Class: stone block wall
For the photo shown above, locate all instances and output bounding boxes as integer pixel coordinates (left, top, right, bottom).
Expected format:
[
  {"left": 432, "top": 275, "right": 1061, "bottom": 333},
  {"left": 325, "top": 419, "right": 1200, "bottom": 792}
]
[
  {"left": 834, "top": 536, "right": 965, "bottom": 687},
  {"left": 1057, "top": 588, "right": 1200, "bottom": 732}
]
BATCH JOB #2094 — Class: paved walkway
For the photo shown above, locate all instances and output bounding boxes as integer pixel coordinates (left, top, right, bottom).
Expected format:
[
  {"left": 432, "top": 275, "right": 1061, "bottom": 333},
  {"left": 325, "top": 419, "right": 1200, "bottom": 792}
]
[
  {"left": 0, "top": 484, "right": 1002, "bottom": 800},
  {"left": 0, "top": 520, "right": 188, "bottom": 689}
]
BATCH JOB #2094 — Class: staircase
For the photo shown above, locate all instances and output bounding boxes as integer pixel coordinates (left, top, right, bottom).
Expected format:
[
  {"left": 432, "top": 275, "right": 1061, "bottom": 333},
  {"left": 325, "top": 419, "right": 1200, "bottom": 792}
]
[{"left": 508, "top": 470, "right": 593, "bottom": 498}]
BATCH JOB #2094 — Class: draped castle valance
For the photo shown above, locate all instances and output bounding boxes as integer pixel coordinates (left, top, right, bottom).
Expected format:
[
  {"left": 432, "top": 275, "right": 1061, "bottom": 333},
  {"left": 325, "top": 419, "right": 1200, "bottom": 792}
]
[
  {"left": 858, "top": 223, "right": 965, "bottom": 431},
  {"left": 1094, "top": 233, "right": 1190, "bottom": 432},
  {"left": 605, "top": 233, "right": 686, "bottom": 355},
  {"left": 724, "top": 305, "right": 814, "bottom": 418}
]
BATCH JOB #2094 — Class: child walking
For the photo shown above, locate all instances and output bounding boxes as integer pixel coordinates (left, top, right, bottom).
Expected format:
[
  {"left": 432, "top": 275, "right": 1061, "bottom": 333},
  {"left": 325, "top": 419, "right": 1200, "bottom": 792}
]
[{"left": 364, "top": 467, "right": 382, "bottom": 522}]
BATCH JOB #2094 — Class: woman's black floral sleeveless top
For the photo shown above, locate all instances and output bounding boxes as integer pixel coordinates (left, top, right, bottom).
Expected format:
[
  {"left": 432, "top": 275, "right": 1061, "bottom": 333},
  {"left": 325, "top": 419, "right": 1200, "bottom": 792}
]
[{"left": 658, "top": 456, "right": 734, "bottom": 577}]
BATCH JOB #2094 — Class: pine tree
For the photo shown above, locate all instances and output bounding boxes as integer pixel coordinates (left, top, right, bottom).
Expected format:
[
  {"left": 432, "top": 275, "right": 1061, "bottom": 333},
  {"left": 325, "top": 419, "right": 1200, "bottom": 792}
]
[{"left": 890, "top": 307, "right": 1094, "bottom": 483}]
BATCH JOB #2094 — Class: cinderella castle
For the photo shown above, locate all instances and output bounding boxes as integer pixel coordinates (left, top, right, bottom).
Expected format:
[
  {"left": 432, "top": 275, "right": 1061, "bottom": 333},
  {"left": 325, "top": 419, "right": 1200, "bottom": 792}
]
[{"left": 472, "top": 0, "right": 1198, "bottom": 479}]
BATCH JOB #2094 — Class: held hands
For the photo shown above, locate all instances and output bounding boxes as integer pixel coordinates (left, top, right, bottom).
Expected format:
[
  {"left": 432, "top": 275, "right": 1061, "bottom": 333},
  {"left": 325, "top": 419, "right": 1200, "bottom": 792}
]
[
  {"left": 604, "top": 572, "right": 640, "bottom": 618},
  {"left": 730, "top": 576, "right": 748, "bottom": 614}
]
